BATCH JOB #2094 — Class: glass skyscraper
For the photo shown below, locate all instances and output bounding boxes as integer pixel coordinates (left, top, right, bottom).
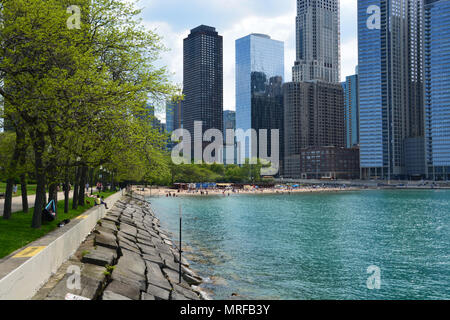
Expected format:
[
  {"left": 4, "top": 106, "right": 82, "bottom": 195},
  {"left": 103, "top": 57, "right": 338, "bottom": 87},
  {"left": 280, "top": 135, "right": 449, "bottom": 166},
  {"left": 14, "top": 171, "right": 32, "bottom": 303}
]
[
  {"left": 235, "top": 33, "right": 284, "bottom": 162},
  {"left": 342, "top": 67, "right": 359, "bottom": 148},
  {"left": 358, "top": 0, "right": 425, "bottom": 179},
  {"left": 165, "top": 100, "right": 182, "bottom": 134},
  {"left": 424, "top": 0, "right": 450, "bottom": 180}
]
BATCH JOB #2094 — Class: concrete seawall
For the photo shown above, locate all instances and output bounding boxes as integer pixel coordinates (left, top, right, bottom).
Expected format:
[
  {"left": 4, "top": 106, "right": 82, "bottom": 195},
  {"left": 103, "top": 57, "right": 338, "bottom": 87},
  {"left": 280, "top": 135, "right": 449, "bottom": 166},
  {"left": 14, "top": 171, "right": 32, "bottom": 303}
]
[
  {"left": 32, "top": 194, "right": 206, "bottom": 300},
  {"left": 0, "top": 191, "right": 123, "bottom": 300}
]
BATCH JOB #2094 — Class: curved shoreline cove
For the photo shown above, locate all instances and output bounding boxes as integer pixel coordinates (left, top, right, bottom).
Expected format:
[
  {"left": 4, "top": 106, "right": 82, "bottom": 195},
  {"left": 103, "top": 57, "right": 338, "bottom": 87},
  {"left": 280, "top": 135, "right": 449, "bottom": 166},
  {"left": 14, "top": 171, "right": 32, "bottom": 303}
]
[{"left": 147, "top": 190, "right": 450, "bottom": 300}]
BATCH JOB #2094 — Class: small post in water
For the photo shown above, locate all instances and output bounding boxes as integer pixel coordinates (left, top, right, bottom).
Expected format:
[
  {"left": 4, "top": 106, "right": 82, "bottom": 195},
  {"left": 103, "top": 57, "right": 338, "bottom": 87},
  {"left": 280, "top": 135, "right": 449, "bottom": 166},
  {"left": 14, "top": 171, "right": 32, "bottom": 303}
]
[{"left": 179, "top": 204, "right": 182, "bottom": 284}]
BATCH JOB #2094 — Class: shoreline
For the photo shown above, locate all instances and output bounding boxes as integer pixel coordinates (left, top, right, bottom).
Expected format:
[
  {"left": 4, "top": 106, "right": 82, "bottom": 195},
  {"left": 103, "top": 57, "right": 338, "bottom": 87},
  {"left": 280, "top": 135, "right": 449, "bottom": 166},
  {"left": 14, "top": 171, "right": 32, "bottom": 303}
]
[{"left": 133, "top": 185, "right": 449, "bottom": 198}]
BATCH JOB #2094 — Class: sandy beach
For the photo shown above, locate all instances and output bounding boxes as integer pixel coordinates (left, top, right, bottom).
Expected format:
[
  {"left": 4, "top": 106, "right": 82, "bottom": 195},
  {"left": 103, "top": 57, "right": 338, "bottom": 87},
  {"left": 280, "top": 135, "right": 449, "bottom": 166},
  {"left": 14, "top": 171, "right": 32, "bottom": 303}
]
[{"left": 132, "top": 185, "right": 362, "bottom": 197}]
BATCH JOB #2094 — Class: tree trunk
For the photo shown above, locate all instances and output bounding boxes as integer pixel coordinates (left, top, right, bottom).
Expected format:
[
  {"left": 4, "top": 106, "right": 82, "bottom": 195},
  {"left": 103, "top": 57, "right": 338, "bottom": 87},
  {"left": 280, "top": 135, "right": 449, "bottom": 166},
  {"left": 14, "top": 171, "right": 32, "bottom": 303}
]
[
  {"left": 2, "top": 178, "right": 15, "bottom": 220},
  {"left": 20, "top": 173, "right": 28, "bottom": 213},
  {"left": 31, "top": 135, "right": 46, "bottom": 229},
  {"left": 78, "top": 166, "right": 87, "bottom": 207},
  {"left": 2, "top": 136, "right": 21, "bottom": 220},
  {"left": 64, "top": 168, "right": 70, "bottom": 214},
  {"left": 72, "top": 167, "right": 80, "bottom": 210}
]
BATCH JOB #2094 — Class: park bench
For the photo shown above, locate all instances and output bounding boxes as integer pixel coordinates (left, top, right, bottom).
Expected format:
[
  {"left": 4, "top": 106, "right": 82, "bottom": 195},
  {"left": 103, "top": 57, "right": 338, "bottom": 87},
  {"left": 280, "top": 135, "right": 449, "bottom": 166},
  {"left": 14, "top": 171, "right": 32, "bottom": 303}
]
[{"left": 0, "top": 193, "right": 5, "bottom": 199}]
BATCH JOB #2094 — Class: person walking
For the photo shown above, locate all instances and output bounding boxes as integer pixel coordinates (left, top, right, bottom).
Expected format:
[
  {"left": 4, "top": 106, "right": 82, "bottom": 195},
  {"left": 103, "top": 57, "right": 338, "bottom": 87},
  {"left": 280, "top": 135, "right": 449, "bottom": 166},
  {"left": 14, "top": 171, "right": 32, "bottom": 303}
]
[{"left": 12, "top": 184, "right": 18, "bottom": 195}]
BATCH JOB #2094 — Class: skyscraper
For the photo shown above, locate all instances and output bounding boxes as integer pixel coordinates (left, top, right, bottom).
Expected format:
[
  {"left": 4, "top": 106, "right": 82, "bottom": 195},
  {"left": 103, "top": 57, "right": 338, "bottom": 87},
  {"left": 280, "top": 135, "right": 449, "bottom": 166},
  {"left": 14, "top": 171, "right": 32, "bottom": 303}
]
[
  {"left": 424, "top": 0, "right": 450, "bottom": 180},
  {"left": 165, "top": 100, "right": 182, "bottom": 134},
  {"left": 283, "top": 81, "right": 345, "bottom": 178},
  {"left": 292, "top": 0, "right": 340, "bottom": 83},
  {"left": 223, "top": 110, "right": 236, "bottom": 164},
  {"left": 183, "top": 25, "right": 223, "bottom": 160},
  {"left": 235, "top": 33, "right": 284, "bottom": 164},
  {"left": 358, "top": 0, "right": 425, "bottom": 179},
  {"left": 342, "top": 67, "right": 359, "bottom": 148}
]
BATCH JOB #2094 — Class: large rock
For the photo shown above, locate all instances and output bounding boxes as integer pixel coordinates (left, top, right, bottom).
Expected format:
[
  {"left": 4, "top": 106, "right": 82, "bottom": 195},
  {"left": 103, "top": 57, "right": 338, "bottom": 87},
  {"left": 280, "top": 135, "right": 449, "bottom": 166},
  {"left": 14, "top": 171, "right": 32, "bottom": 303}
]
[
  {"left": 101, "top": 220, "right": 118, "bottom": 232},
  {"left": 117, "top": 231, "right": 137, "bottom": 244},
  {"left": 81, "top": 246, "right": 117, "bottom": 267},
  {"left": 146, "top": 261, "right": 172, "bottom": 291},
  {"left": 94, "top": 230, "right": 118, "bottom": 250},
  {"left": 138, "top": 243, "right": 158, "bottom": 256},
  {"left": 142, "top": 253, "right": 164, "bottom": 267},
  {"left": 111, "top": 271, "right": 146, "bottom": 291},
  {"left": 162, "top": 267, "right": 183, "bottom": 284},
  {"left": 171, "top": 291, "right": 190, "bottom": 300},
  {"left": 118, "top": 250, "right": 146, "bottom": 276},
  {"left": 146, "top": 283, "right": 170, "bottom": 300},
  {"left": 102, "top": 290, "right": 132, "bottom": 300},
  {"left": 119, "top": 223, "right": 137, "bottom": 238},
  {"left": 172, "top": 283, "right": 201, "bottom": 300},
  {"left": 46, "top": 274, "right": 102, "bottom": 300},
  {"left": 103, "top": 280, "right": 140, "bottom": 300},
  {"left": 141, "top": 292, "right": 156, "bottom": 300},
  {"left": 118, "top": 241, "right": 141, "bottom": 255}
]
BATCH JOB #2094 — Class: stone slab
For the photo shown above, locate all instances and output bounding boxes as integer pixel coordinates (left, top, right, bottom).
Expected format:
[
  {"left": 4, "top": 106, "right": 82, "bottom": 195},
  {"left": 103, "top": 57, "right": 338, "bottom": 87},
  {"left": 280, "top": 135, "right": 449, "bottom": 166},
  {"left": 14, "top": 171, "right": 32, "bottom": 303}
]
[
  {"left": 104, "top": 280, "right": 140, "bottom": 300},
  {"left": 102, "top": 290, "right": 132, "bottom": 300},
  {"left": 146, "top": 283, "right": 170, "bottom": 300},
  {"left": 81, "top": 246, "right": 117, "bottom": 267}
]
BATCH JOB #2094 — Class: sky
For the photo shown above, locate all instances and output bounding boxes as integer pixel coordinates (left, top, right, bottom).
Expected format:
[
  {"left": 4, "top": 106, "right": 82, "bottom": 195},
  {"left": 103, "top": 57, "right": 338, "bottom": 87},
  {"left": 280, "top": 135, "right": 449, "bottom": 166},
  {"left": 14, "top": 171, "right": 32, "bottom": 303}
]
[{"left": 136, "top": 0, "right": 358, "bottom": 120}]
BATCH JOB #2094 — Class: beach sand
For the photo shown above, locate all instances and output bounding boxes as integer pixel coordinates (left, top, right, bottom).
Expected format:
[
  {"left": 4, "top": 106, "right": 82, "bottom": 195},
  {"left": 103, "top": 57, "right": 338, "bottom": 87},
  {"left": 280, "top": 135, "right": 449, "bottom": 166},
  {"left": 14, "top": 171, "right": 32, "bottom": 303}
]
[{"left": 132, "top": 185, "right": 361, "bottom": 197}]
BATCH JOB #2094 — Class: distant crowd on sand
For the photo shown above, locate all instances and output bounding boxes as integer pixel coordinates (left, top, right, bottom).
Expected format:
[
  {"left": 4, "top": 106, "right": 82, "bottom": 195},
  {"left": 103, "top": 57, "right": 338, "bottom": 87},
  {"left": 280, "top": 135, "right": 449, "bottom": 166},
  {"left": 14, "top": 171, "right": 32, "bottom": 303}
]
[{"left": 137, "top": 184, "right": 358, "bottom": 198}]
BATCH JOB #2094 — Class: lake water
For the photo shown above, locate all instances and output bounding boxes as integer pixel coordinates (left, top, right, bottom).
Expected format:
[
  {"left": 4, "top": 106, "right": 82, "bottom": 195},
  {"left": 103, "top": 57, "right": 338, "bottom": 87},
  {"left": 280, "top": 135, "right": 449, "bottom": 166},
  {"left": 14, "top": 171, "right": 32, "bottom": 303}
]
[{"left": 148, "top": 190, "right": 450, "bottom": 300}]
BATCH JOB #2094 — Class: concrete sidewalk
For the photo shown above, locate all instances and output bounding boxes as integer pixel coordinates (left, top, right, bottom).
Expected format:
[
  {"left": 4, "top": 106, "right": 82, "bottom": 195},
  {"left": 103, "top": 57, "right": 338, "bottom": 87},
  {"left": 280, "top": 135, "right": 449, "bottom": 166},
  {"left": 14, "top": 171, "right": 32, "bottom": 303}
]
[{"left": 0, "top": 191, "right": 74, "bottom": 217}]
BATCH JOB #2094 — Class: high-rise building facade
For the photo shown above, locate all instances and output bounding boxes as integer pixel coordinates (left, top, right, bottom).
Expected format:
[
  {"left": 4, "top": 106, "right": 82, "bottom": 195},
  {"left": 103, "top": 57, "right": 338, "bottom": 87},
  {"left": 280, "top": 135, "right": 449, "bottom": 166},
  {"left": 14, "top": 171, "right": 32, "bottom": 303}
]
[
  {"left": 183, "top": 25, "right": 223, "bottom": 160},
  {"left": 424, "top": 0, "right": 450, "bottom": 180},
  {"left": 358, "top": 0, "right": 425, "bottom": 179},
  {"left": 283, "top": 81, "right": 345, "bottom": 178},
  {"left": 165, "top": 100, "right": 182, "bottom": 134},
  {"left": 223, "top": 110, "right": 236, "bottom": 164},
  {"left": 342, "top": 67, "right": 359, "bottom": 148},
  {"left": 235, "top": 33, "right": 284, "bottom": 164},
  {"left": 293, "top": 0, "right": 340, "bottom": 83}
]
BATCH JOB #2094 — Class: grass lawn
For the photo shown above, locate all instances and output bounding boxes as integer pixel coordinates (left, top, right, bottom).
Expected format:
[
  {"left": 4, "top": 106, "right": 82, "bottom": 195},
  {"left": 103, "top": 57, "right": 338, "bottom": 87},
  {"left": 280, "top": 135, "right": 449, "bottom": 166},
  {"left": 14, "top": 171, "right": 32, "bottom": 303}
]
[
  {"left": 0, "top": 182, "right": 37, "bottom": 197},
  {"left": 0, "top": 191, "right": 116, "bottom": 259}
]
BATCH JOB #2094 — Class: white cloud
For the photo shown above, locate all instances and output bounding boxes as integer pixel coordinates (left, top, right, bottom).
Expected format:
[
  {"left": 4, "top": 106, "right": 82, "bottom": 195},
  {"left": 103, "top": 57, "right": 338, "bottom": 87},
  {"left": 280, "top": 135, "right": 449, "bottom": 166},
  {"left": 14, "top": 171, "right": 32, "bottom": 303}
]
[
  {"left": 221, "top": 13, "right": 296, "bottom": 110},
  {"left": 141, "top": 0, "right": 359, "bottom": 119}
]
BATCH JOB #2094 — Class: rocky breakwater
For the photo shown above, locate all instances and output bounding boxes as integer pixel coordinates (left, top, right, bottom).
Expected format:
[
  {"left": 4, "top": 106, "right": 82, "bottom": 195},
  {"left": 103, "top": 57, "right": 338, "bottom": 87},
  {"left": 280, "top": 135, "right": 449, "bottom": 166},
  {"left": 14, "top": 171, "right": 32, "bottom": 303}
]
[
  {"left": 33, "top": 195, "right": 205, "bottom": 300},
  {"left": 93, "top": 196, "right": 205, "bottom": 300}
]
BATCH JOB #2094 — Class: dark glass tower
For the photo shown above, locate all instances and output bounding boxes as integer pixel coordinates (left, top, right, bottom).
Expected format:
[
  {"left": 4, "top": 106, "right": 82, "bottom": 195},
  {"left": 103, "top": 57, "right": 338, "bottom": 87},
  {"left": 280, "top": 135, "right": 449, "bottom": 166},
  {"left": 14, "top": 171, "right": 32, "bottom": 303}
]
[{"left": 183, "top": 25, "right": 223, "bottom": 159}]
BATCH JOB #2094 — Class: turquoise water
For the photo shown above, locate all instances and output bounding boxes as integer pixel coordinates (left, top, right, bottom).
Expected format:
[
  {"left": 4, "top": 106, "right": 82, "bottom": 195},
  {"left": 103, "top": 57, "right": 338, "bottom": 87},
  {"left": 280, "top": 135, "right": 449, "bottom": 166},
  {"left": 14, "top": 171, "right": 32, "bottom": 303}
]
[{"left": 148, "top": 190, "right": 450, "bottom": 300}]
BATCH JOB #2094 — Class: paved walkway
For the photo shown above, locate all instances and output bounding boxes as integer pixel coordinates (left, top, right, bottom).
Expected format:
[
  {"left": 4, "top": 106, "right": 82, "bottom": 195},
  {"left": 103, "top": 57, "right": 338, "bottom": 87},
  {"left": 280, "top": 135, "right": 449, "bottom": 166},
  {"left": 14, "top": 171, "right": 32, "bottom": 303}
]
[{"left": 0, "top": 191, "right": 74, "bottom": 217}]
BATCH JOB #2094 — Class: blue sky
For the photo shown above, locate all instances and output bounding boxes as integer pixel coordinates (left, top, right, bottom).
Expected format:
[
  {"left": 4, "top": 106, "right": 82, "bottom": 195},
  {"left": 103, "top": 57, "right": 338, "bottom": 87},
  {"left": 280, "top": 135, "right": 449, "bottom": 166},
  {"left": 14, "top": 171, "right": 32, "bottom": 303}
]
[{"left": 136, "top": 0, "right": 358, "bottom": 117}]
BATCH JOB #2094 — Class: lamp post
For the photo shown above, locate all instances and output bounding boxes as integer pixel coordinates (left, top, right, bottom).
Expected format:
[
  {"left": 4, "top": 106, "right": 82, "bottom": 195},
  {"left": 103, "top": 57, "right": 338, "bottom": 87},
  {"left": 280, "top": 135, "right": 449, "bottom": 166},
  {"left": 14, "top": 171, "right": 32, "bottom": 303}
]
[{"left": 179, "top": 204, "right": 182, "bottom": 284}]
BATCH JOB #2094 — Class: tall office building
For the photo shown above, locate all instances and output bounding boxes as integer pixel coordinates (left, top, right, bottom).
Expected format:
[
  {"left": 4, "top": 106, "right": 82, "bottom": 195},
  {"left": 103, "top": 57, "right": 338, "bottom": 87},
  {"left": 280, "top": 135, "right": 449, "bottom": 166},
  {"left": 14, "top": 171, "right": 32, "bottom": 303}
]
[
  {"left": 183, "top": 25, "right": 223, "bottom": 160},
  {"left": 283, "top": 81, "right": 345, "bottom": 178},
  {"left": 358, "top": 0, "right": 425, "bottom": 179},
  {"left": 165, "top": 100, "right": 182, "bottom": 134},
  {"left": 424, "top": 0, "right": 450, "bottom": 180},
  {"left": 235, "top": 33, "right": 284, "bottom": 164},
  {"left": 292, "top": 0, "right": 340, "bottom": 83},
  {"left": 342, "top": 67, "right": 359, "bottom": 148},
  {"left": 223, "top": 110, "right": 236, "bottom": 164}
]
